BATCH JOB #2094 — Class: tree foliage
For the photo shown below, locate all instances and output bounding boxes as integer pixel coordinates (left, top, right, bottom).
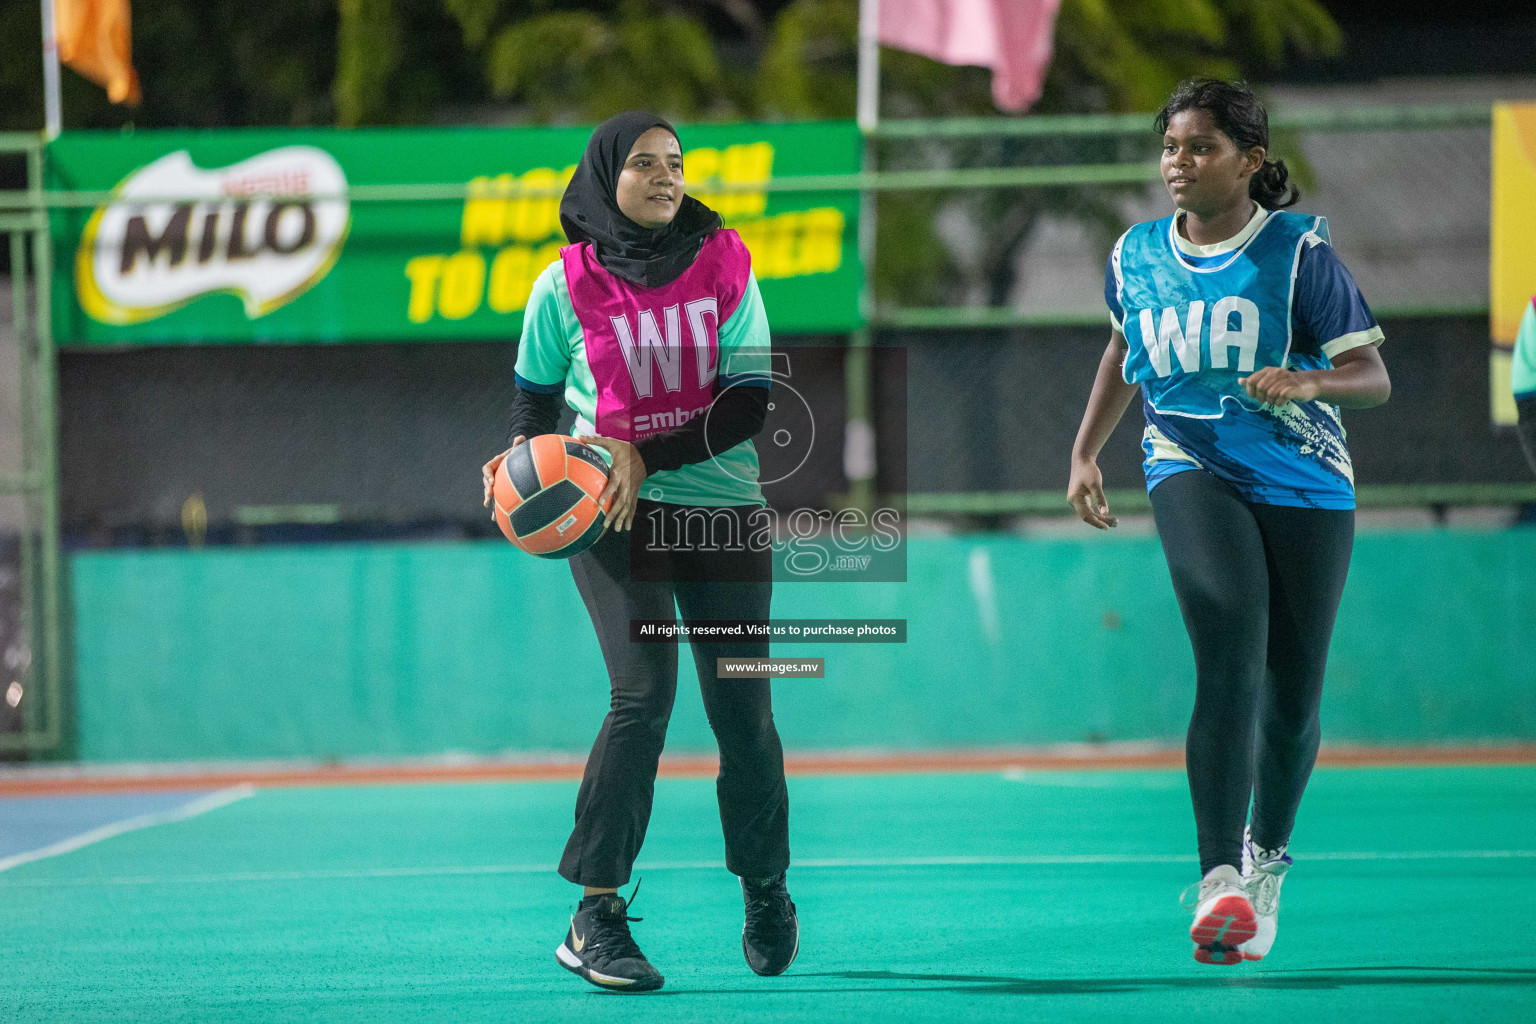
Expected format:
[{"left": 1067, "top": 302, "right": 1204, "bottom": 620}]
[
  {"left": 481, "top": 5, "right": 726, "bottom": 122},
  {"left": 1, "top": 0, "right": 1341, "bottom": 306},
  {"left": 752, "top": 0, "right": 1342, "bottom": 304},
  {"left": 1, "top": 0, "right": 341, "bottom": 131}
]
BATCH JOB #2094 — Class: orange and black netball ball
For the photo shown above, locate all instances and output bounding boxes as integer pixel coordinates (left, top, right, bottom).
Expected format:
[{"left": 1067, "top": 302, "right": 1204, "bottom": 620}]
[{"left": 493, "top": 434, "right": 610, "bottom": 558}]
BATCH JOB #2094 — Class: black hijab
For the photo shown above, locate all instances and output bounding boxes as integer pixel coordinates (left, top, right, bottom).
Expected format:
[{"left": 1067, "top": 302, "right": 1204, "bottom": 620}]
[{"left": 559, "top": 111, "right": 722, "bottom": 290}]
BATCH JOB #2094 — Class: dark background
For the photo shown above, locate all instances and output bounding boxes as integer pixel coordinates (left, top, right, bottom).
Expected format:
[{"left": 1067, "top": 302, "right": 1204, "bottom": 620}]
[
  {"left": 57, "top": 315, "right": 1527, "bottom": 544},
  {"left": 26, "top": 1, "right": 1536, "bottom": 543},
  {"left": 1283, "top": 1, "right": 1536, "bottom": 81}
]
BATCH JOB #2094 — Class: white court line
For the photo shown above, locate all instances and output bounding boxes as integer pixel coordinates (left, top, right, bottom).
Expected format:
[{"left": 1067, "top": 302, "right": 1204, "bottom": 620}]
[
  {"left": 799, "top": 851, "right": 1536, "bottom": 866},
  {"left": 0, "top": 785, "right": 256, "bottom": 875},
  {"left": 1001, "top": 771, "right": 1185, "bottom": 788},
  {"left": 2, "top": 847, "right": 1534, "bottom": 888}
]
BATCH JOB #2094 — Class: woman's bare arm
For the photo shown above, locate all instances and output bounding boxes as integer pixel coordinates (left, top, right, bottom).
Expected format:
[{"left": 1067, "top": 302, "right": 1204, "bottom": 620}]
[{"left": 1068, "top": 331, "right": 1140, "bottom": 530}]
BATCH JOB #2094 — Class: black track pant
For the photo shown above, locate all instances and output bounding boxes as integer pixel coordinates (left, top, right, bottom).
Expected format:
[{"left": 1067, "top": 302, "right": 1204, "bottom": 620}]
[
  {"left": 558, "top": 500, "right": 789, "bottom": 888},
  {"left": 1149, "top": 470, "right": 1354, "bottom": 875}
]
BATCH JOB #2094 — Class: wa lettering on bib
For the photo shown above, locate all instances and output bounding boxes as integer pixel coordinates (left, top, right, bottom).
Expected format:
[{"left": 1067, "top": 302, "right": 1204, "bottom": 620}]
[
  {"left": 1114, "top": 211, "right": 1359, "bottom": 509},
  {"left": 1118, "top": 212, "right": 1324, "bottom": 415}
]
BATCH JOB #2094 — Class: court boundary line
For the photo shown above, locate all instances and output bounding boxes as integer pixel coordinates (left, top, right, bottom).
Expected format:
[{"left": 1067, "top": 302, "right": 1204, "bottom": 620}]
[
  {"left": 0, "top": 784, "right": 255, "bottom": 875},
  {"left": 4, "top": 744, "right": 1535, "bottom": 797},
  {"left": 3, "top": 848, "right": 1534, "bottom": 888}
]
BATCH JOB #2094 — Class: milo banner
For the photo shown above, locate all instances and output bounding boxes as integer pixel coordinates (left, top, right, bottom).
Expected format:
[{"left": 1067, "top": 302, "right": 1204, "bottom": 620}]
[
  {"left": 47, "top": 122, "right": 861, "bottom": 345},
  {"left": 1492, "top": 103, "right": 1536, "bottom": 425}
]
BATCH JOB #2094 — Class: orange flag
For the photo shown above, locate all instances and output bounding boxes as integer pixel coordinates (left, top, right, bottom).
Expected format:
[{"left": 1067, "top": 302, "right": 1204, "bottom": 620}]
[{"left": 56, "top": 0, "right": 142, "bottom": 105}]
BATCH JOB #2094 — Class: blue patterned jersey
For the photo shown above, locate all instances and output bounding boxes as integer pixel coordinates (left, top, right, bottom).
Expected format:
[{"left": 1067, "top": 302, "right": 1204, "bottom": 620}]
[{"left": 1106, "top": 209, "right": 1383, "bottom": 509}]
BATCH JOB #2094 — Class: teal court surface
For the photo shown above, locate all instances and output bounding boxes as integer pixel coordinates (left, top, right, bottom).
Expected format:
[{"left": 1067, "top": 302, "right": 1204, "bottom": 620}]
[{"left": 3, "top": 765, "right": 1535, "bottom": 1023}]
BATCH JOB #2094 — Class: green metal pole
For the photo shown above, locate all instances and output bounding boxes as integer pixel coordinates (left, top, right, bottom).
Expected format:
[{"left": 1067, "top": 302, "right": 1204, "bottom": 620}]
[
  {"left": 844, "top": 334, "right": 874, "bottom": 513},
  {"left": 843, "top": 127, "right": 877, "bottom": 516},
  {"left": 9, "top": 229, "right": 40, "bottom": 753},
  {"left": 27, "top": 142, "right": 62, "bottom": 754}
]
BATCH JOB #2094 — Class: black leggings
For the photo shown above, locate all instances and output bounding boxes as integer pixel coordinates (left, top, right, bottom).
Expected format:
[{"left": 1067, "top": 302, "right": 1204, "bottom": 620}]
[
  {"left": 558, "top": 500, "right": 789, "bottom": 888},
  {"left": 1149, "top": 470, "right": 1354, "bottom": 874}
]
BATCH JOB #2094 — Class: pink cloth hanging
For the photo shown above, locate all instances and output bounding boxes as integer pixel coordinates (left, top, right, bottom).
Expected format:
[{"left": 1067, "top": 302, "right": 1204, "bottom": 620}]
[{"left": 877, "top": 0, "right": 1062, "bottom": 113}]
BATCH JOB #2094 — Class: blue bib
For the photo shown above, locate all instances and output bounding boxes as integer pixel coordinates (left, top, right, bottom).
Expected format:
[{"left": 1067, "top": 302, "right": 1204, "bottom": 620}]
[
  {"left": 1118, "top": 211, "right": 1326, "bottom": 412},
  {"left": 1113, "top": 211, "right": 1358, "bottom": 509}
]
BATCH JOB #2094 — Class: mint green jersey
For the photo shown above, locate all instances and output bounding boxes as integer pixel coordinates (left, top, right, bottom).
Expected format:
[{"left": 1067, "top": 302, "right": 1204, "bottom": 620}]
[{"left": 1514, "top": 298, "right": 1536, "bottom": 400}]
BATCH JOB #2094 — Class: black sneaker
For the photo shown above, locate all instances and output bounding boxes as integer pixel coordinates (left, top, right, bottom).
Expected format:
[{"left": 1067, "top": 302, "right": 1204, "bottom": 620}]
[
  {"left": 741, "top": 872, "right": 799, "bottom": 976},
  {"left": 555, "top": 891, "right": 664, "bottom": 992}
]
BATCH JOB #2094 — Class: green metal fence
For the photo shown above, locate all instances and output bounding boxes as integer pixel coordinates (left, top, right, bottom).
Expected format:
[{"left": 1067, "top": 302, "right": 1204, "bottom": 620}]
[
  {"left": 0, "top": 132, "right": 64, "bottom": 755},
  {"left": 0, "top": 104, "right": 1519, "bottom": 751},
  {"left": 866, "top": 101, "right": 1495, "bottom": 331}
]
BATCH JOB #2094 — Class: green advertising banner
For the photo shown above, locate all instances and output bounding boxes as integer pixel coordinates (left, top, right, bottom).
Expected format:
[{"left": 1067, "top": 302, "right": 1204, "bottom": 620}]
[{"left": 47, "top": 122, "right": 861, "bottom": 345}]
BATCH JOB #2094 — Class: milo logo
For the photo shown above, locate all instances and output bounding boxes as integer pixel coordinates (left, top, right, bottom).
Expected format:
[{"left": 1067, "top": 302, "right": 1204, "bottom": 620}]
[{"left": 76, "top": 146, "right": 350, "bottom": 324}]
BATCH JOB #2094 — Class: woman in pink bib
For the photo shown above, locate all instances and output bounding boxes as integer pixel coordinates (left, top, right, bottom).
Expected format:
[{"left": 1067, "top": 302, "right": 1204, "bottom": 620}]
[{"left": 480, "top": 112, "right": 796, "bottom": 992}]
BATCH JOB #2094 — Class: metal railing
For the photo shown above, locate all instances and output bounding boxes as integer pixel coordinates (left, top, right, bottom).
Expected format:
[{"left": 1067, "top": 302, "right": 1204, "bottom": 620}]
[
  {"left": 870, "top": 101, "right": 1493, "bottom": 140},
  {"left": 4, "top": 101, "right": 1491, "bottom": 211},
  {"left": 904, "top": 484, "right": 1536, "bottom": 518},
  {"left": 0, "top": 103, "right": 1518, "bottom": 756},
  {"left": 0, "top": 131, "right": 64, "bottom": 755},
  {"left": 0, "top": 101, "right": 1496, "bottom": 337}
]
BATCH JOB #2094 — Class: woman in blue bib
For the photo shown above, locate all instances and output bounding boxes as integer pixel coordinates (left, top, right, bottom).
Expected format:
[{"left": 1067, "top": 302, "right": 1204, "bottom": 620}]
[{"left": 1067, "top": 80, "right": 1391, "bottom": 966}]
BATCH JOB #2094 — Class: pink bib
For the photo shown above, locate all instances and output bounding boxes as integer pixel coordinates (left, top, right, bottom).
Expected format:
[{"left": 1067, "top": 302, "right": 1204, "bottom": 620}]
[{"left": 562, "top": 230, "right": 752, "bottom": 441}]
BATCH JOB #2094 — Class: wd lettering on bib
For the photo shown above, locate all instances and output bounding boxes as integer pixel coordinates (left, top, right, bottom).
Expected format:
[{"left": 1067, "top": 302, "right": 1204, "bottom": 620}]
[
  {"left": 563, "top": 232, "right": 751, "bottom": 441},
  {"left": 610, "top": 298, "right": 721, "bottom": 399}
]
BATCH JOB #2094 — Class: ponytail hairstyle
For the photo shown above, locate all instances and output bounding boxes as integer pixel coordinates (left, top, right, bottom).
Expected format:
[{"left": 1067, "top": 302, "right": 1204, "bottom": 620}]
[{"left": 1153, "top": 79, "right": 1299, "bottom": 210}]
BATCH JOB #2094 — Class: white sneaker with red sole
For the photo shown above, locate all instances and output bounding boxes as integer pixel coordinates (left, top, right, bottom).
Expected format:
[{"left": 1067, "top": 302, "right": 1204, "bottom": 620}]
[
  {"left": 1236, "top": 829, "right": 1292, "bottom": 961},
  {"left": 1184, "top": 864, "right": 1257, "bottom": 965}
]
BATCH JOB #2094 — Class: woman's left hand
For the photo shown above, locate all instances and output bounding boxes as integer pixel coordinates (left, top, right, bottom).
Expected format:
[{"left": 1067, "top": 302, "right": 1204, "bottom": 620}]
[
  {"left": 578, "top": 435, "right": 648, "bottom": 534},
  {"left": 1239, "top": 367, "right": 1321, "bottom": 407}
]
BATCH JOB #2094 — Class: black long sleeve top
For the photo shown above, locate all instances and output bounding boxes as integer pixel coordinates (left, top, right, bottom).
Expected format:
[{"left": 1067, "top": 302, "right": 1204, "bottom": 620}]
[{"left": 505, "top": 384, "right": 771, "bottom": 476}]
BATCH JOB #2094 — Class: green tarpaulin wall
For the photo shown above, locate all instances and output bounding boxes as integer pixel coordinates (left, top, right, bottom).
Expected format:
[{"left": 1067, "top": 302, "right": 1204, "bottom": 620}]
[{"left": 71, "top": 529, "right": 1536, "bottom": 761}]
